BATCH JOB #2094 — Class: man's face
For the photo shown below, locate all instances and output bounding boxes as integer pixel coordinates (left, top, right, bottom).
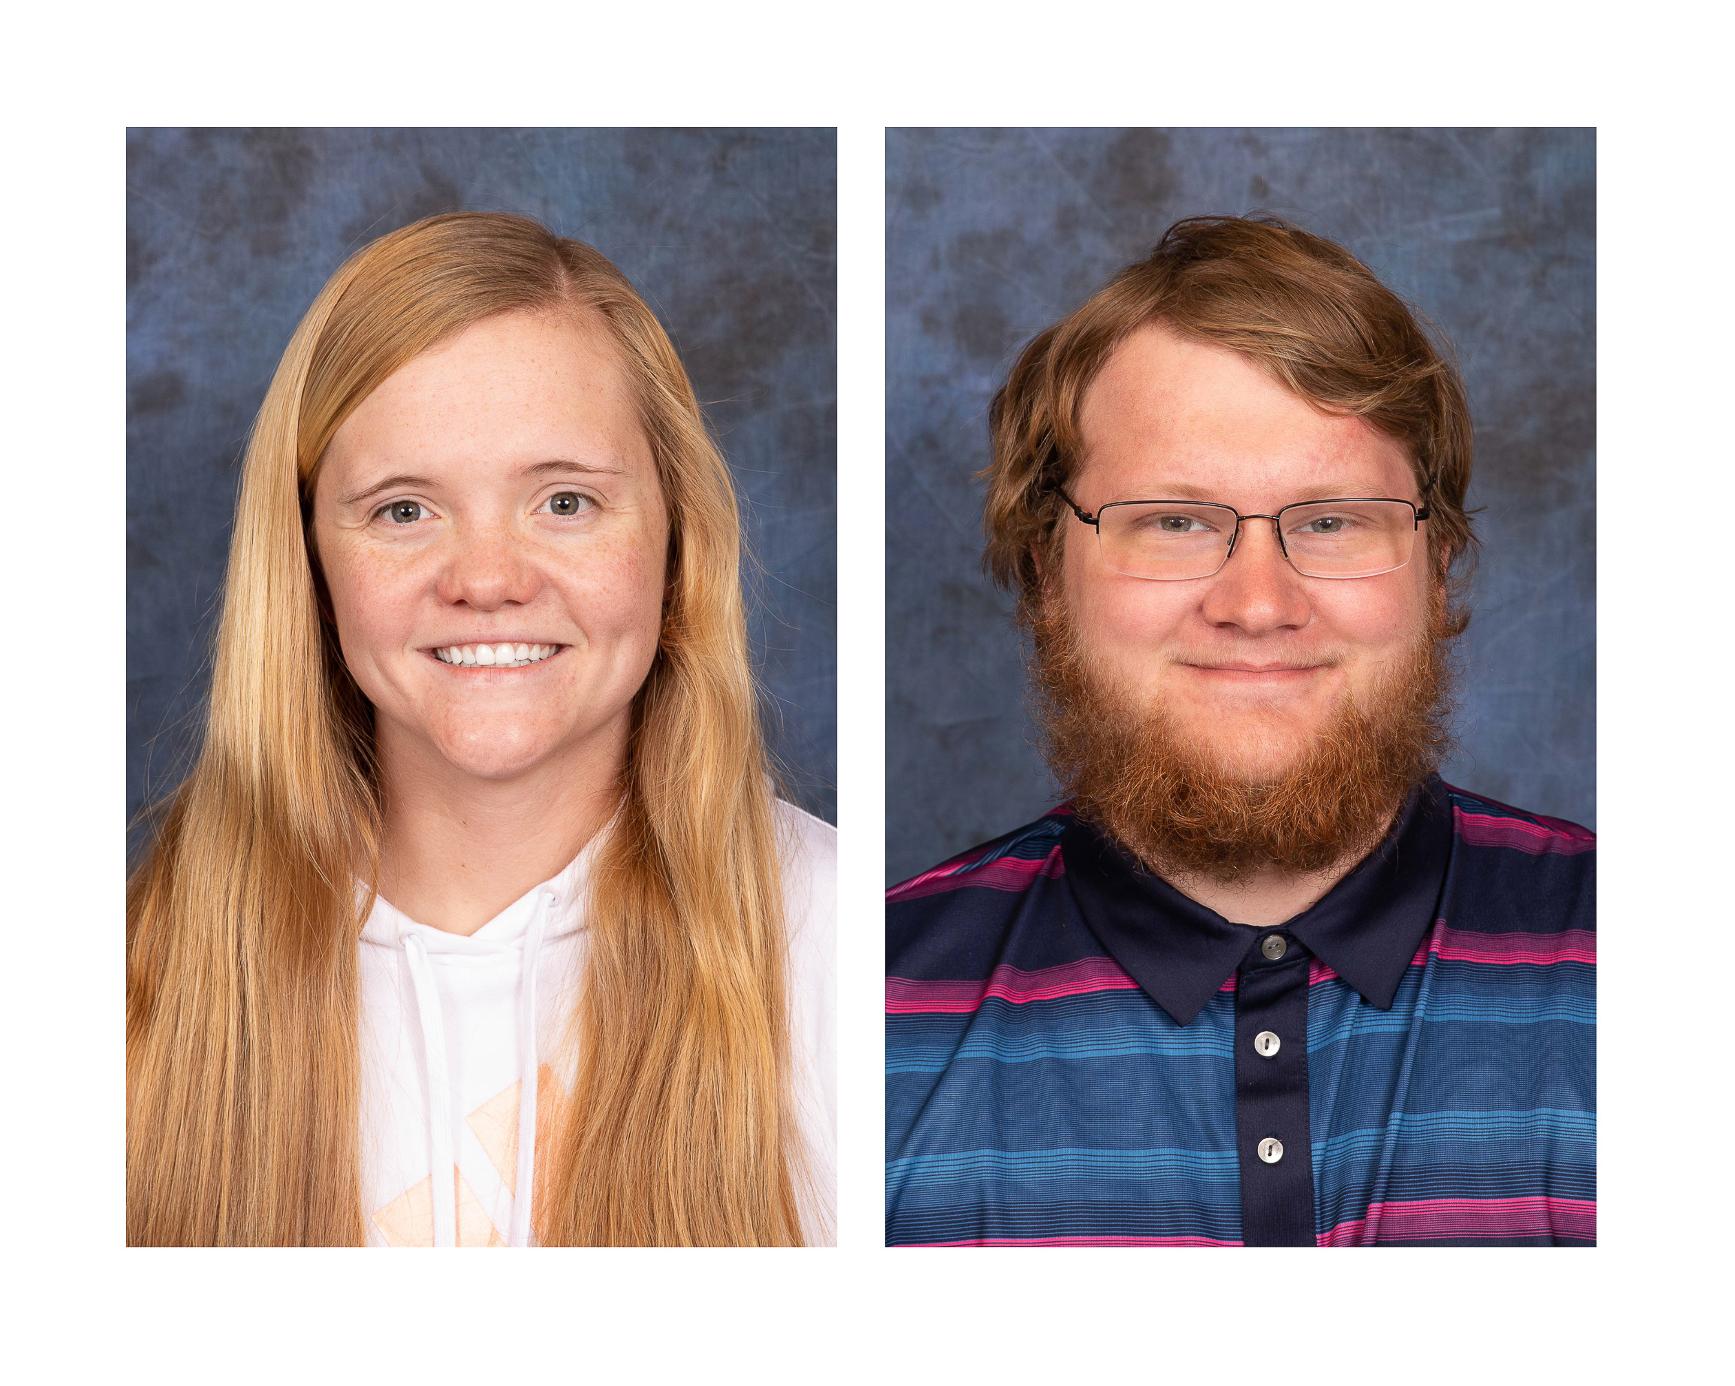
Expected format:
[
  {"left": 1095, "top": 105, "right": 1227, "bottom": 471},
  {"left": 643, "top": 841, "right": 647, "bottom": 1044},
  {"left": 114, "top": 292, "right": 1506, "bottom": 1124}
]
[
  {"left": 1036, "top": 322, "right": 1452, "bottom": 882},
  {"left": 1057, "top": 323, "right": 1438, "bottom": 784}
]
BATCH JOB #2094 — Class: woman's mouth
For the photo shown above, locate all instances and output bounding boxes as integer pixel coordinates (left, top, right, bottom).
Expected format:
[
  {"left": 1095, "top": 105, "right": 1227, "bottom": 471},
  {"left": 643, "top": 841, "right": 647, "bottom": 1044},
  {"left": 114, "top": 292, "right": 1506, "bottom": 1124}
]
[{"left": 428, "top": 642, "right": 566, "bottom": 669}]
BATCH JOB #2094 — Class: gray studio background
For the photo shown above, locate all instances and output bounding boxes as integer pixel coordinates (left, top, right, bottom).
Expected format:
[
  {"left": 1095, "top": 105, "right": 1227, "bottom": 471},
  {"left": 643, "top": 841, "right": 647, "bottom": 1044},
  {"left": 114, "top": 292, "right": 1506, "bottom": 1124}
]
[
  {"left": 886, "top": 127, "right": 1594, "bottom": 885},
  {"left": 128, "top": 128, "right": 836, "bottom": 866}
]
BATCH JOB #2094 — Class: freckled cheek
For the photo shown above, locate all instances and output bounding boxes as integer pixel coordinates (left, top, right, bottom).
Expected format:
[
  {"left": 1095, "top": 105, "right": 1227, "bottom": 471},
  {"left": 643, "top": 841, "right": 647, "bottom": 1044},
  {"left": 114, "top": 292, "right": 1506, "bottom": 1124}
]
[
  {"left": 563, "top": 533, "right": 668, "bottom": 653},
  {"left": 321, "top": 547, "right": 425, "bottom": 669}
]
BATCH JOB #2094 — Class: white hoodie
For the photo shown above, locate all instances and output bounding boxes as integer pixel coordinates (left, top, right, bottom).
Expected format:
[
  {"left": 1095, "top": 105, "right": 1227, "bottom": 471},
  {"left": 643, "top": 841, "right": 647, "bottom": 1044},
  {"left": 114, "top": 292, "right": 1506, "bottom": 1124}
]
[{"left": 356, "top": 798, "right": 836, "bottom": 1246}]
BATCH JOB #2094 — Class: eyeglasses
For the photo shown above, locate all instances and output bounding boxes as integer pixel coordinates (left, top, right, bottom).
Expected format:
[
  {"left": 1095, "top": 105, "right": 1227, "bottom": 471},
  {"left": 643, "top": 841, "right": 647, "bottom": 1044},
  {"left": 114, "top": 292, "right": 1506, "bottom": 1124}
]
[{"left": 1054, "top": 487, "right": 1430, "bottom": 581}]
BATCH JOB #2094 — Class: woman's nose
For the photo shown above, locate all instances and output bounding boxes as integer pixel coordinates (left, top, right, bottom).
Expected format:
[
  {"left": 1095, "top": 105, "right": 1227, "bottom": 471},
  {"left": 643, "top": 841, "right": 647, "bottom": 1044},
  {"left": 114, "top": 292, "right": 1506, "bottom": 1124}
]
[{"left": 433, "top": 524, "right": 545, "bottom": 610}]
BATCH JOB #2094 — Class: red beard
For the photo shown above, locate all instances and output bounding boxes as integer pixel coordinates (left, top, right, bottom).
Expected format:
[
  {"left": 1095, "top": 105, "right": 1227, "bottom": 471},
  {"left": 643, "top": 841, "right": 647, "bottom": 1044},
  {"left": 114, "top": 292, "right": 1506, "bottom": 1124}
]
[{"left": 1028, "top": 577, "right": 1458, "bottom": 884}]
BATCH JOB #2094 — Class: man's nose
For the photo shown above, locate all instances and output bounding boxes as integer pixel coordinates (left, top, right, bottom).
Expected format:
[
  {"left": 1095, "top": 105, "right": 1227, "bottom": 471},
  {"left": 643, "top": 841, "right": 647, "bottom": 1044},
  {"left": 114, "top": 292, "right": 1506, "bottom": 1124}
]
[
  {"left": 1197, "top": 516, "right": 1313, "bottom": 633},
  {"left": 433, "top": 523, "right": 544, "bottom": 610}
]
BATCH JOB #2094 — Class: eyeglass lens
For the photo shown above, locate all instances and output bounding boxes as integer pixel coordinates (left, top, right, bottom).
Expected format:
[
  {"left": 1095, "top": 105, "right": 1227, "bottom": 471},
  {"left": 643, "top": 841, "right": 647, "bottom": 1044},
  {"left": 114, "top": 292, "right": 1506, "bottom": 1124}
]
[{"left": 1099, "top": 500, "right": 1418, "bottom": 580}]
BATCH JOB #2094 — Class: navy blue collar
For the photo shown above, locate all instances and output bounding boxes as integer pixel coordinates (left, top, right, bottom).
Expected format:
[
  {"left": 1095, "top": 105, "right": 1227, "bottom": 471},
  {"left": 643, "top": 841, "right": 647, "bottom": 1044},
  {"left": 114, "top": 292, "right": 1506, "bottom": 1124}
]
[{"left": 1060, "top": 775, "right": 1453, "bottom": 1026}]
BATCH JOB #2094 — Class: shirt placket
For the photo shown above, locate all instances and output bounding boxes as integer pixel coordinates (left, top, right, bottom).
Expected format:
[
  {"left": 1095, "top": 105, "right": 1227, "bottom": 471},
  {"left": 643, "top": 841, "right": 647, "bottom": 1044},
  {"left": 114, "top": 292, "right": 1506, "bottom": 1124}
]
[{"left": 1233, "top": 928, "right": 1316, "bottom": 1246}]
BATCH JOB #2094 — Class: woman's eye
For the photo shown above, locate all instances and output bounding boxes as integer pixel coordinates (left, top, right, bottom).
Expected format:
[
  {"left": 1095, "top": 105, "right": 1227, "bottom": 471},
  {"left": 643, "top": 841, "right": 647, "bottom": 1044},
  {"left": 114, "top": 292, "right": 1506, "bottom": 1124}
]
[
  {"left": 376, "top": 499, "right": 425, "bottom": 526},
  {"left": 544, "top": 491, "right": 595, "bottom": 517}
]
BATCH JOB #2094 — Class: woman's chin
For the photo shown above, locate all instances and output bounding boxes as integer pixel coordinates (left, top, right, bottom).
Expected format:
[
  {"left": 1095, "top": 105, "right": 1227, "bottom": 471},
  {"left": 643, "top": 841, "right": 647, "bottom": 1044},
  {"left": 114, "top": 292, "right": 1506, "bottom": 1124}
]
[{"left": 411, "top": 725, "right": 574, "bottom": 784}]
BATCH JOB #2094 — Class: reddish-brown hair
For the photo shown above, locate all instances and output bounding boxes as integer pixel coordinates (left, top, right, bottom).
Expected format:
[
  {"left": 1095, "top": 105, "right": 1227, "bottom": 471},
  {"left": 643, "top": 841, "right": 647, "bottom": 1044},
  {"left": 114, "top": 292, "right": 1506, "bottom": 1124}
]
[{"left": 984, "top": 215, "right": 1477, "bottom": 631}]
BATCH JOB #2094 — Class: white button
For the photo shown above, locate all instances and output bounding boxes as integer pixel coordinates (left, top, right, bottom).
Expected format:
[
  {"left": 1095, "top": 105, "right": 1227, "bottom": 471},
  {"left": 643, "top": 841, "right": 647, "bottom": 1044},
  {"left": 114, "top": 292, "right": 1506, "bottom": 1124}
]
[
  {"left": 1261, "top": 934, "right": 1287, "bottom": 961},
  {"left": 1254, "top": 1030, "right": 1281, "bottom": 1058},
  {"left": 1258, "top": 1137, "right": 1284, "bottom": 1164}
]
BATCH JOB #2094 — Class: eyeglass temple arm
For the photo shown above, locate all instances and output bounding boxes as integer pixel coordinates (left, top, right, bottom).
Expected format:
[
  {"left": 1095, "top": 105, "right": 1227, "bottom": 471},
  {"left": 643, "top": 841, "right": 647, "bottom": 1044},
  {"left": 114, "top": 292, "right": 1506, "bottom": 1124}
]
[{"left": 1051, "top": 485, "right": 1099, "bottom": 527}]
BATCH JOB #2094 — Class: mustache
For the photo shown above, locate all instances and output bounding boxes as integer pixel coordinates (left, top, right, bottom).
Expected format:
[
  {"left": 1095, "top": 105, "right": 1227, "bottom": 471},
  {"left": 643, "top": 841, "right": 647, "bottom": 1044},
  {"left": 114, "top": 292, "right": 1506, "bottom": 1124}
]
[{"left": 1172, "top": 654, "right": 1340, "bottom": 668}]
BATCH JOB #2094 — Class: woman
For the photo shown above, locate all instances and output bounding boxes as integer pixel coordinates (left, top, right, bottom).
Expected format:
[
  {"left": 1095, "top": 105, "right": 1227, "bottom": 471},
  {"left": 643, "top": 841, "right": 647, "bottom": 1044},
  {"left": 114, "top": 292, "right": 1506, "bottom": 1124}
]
[{"left": 126, "top": 212, "right": 835, "bottom": 1246}]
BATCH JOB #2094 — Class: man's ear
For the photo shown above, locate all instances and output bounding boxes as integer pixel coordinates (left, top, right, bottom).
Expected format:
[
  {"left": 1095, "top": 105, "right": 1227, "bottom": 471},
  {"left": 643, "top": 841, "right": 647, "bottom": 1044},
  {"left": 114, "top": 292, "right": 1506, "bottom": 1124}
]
[{"left": 1030, "top": 542, "right": 1045, "bottom": 580}]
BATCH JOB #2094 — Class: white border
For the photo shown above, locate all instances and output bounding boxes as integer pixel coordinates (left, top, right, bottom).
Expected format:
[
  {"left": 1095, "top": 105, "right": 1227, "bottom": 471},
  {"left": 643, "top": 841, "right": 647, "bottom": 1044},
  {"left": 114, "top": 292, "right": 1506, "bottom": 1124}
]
[{"left": 9, "top": 0, "right": 1724, "bottom": 1376}]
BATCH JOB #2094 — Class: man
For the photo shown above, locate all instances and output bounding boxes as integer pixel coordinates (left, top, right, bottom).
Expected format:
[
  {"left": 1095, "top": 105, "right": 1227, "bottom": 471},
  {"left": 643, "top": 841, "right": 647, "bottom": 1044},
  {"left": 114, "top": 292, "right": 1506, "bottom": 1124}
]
[{"left": 885, "top": 216, "right": 1594, "bottom": 1247}]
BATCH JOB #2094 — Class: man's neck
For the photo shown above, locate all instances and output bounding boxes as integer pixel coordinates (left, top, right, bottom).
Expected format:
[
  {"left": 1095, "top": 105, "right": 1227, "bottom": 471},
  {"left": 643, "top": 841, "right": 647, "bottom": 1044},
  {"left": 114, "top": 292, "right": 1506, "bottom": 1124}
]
[
  {"left": 373, "top": 723, "right": 626, "bottom": 936},
  {"left": 1161, "top": 857, "right": 1362, "bottom": 928},
  {"left": 1156, "top": 801, "right": 1402, "bottom": 928}
]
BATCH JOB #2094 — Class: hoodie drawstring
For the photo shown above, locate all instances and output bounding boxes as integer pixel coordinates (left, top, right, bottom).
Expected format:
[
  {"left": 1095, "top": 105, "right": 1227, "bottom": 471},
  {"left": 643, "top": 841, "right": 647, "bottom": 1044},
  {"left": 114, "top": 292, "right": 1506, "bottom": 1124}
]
[
  {"left": 402, "top": 932, "right": 457, "bottom": 1248},
  {"left": 508, "top": 890, "right": 554, "bottom": 1247},
  {"left": 400, "top": 888, "right": 559, "bottom": 1248}
]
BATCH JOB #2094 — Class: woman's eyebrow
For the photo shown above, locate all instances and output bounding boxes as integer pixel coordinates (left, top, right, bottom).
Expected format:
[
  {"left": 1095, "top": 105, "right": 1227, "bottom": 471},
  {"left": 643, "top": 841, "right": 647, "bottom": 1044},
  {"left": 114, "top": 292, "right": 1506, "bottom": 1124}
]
[
  {"left": 336, "top": 475, "right": 437, "bottom": 506},
  {"left": 336, "top": 458, "right": 625, "bottom": 507},
  {"left": 517, "top": 461, "right": 628, "bottom": 482}
]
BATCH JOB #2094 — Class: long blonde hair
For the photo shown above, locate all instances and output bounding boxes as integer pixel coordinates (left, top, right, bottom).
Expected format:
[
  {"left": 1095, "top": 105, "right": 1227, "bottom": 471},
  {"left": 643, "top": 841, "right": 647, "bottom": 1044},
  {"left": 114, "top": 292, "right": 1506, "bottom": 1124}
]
[{"left": 127, "top": 212, "right": 803, "bottom": 1245}]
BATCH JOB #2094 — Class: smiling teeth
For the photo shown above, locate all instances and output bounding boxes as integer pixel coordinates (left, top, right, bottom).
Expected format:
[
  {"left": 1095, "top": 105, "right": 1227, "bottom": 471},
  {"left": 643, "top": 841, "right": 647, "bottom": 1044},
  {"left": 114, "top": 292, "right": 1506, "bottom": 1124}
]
[{"left": 434, "top": 643, "right": 559, "bottom": 667}]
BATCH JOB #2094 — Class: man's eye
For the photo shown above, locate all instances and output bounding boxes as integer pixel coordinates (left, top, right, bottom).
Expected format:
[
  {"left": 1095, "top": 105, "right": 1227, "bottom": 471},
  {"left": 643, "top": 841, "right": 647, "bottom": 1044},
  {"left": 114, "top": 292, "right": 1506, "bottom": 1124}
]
[
  {"left": 1139, "top": 511, "right": 1214, "bottom": 534},
  {"left": 376, "top": 500, "right": 425, "bottom": 526},
  {"left": 544, "top": 491, "right": 595, "bottom": 517}
]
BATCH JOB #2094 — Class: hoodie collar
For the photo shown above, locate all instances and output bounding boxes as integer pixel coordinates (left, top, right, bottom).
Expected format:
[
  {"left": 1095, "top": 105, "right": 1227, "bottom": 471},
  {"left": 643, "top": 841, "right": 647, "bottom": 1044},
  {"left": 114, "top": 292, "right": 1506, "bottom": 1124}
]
[
  {"left": 357, "top": 824, "right": 607, "bottom": 951},
  {"left": 1059, "top": 774, "right": 1452, "bottom": 1026}
]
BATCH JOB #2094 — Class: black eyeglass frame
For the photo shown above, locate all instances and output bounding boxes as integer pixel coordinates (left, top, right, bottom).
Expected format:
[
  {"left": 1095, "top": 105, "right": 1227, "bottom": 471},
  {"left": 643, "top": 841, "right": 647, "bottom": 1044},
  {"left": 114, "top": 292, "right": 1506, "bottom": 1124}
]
[{"left": 1052, "top": 485, "right": 1432, "bottom": 581}]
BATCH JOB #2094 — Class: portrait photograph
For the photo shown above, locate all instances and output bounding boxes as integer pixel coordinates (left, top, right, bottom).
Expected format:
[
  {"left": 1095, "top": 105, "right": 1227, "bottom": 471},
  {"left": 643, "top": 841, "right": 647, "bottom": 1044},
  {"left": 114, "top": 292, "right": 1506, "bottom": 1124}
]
[
  {"left": 884, "top": 126, "right": 1595, "bottom": 1247},
  {"left": 125, "top": 126, "right": 837, "bottom": 1246}
]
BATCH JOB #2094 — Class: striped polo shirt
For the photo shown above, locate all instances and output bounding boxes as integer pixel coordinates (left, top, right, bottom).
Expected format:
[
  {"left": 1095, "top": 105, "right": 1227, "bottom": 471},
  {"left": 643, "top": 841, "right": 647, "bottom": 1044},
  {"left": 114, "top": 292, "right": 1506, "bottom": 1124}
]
[{"left": 886, "top": 775, "right": 1595, "bottom": 1246}]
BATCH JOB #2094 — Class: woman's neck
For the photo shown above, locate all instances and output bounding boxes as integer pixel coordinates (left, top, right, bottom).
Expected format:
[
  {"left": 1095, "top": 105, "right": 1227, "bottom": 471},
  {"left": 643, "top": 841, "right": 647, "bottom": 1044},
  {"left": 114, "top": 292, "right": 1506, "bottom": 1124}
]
[{"left": 373, "top": 730, "right": 624, "bottom": 936}]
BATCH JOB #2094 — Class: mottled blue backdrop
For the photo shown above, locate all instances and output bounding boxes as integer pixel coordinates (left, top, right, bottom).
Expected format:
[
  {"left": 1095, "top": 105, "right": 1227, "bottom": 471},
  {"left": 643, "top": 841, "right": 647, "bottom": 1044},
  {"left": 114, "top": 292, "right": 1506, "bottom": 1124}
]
[
  {"left": 886, "top": 127, "right": 1594, "bottom": 885},
  {"left": 127, "top": 128, "right": 836, "bottom": 863}
]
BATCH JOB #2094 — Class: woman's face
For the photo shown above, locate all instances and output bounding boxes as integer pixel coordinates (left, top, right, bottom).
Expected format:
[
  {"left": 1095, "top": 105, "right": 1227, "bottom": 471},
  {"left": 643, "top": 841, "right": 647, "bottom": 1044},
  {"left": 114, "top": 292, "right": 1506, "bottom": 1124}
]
[{"left": 310, "top": 308, "right": 668, "bottom": 786}]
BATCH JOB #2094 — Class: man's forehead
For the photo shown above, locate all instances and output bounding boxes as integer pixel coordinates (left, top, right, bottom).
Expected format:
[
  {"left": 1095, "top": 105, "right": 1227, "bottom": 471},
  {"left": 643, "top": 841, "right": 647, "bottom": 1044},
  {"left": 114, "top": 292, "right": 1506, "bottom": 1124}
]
[
  {"left": 1080, "top": 439, "right": 1412, "bottom": 499},
  {"left": 1075, "top": 324, "right": 1415, "bottom": 500}
]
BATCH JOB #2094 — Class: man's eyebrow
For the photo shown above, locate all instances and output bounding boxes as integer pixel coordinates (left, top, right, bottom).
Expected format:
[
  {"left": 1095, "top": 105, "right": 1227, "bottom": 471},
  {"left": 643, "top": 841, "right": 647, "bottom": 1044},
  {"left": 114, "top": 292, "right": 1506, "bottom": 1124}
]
[
  {"left": 1124, "top": 481, "right": 1217, "bottom": 500},
  {"left": 336, "top": 458, "right": 624, "bottom": 507},
  {"left": 1274, "top": 482, "right": 1402, "bottom": 503},
  {"left": 1122, "top": 479, "right": 1401, "bottom": 503}
]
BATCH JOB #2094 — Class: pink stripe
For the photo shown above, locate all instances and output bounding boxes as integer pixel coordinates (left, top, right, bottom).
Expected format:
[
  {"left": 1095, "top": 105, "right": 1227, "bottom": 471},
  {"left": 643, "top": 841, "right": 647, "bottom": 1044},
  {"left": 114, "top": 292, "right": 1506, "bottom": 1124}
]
[
  {"left": 1433, "top": 925, "right": 1596, "bottom": 965},
  {"left": 1318, "top": 1196, "right": 1595, "bottom": 1245},
  {"left": 1308, "top": 923, "right": 1595, "bottom": 987},
  {"left": 897, "top": 916, "right": 1599, "bottom": 1014},
  {"left": 887, "top": 956, "right": 1139, "bottom": 1014},
  {"left": 887, "top": 845, "right": 1065, "bottom": 902},
  {"left": 1310, "top": 957, "right": 1341, "bottom": 986},
  {"left": 1453, "top": 806, "right": 1594, "bottom": 855},
  {"left": 886, "top": 845, "right": 1007, "bottom": 899},
  {"left": 904, "top": 1234, "right": 1242, "bottom": 1247}
]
